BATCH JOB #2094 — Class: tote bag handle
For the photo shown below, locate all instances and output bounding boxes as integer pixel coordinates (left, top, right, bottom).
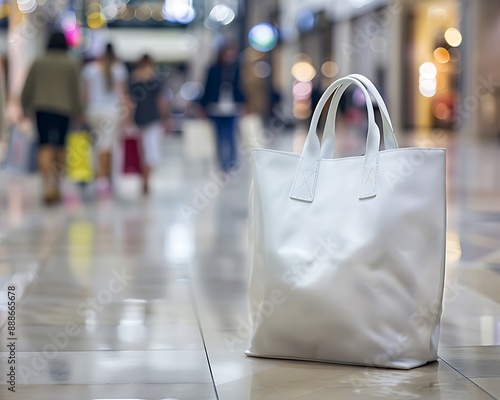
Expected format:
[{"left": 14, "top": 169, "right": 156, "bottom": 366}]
[
  {"left": 321, "top": 74, "right": 398, "bottom": 159},
  {"left": 290, "top": 76, "right": 381, "bottom": 202}
]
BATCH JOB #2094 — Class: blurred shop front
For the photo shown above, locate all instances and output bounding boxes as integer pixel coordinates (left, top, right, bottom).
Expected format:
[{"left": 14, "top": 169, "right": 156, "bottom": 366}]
[
  {"left": 402, "top": 0, "right": 462, "bottom": 131},
  {"left": 1, "top": 0, "right": 500, "bottom": 139},
  {"left": 398, "top": 0, "right": 500, "bottom": 138},
  {"left": 467, "top": 0, "right": 500, "bottom": 140},
  {"left": 275, "top": 0, "right": 500, "bottom": 139}
]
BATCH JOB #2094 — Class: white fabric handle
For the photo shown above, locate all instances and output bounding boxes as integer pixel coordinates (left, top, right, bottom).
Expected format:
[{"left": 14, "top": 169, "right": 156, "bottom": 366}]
[
  {"left": 290, "top": 76, "right": 381, "bottom": 202},
  {"left": 321, "top": 74, "right": 398, "bottom": 159}
]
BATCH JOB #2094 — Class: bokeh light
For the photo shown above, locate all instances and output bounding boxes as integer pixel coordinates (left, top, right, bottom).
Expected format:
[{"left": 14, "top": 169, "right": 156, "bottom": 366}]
[
  {"left": 419, "top": 62, "right": 437, "bottom": 98},
  {"left": 102, "top": 4, "right": 118, "bottom": 20},
  {"left": 444, "top": 28, "right": 462, "bottom": 47},
  {"left": 419, "top": 79, "right": 437, "bottom": 97},
  {"left": 433, "top": 103, "right": 451, "bottom": 120},
  {"left": 163, "top": 0, "right": 196, "bottom": 24},
  {"left": 209, "top": 4, "right": 235, "bottom": 26},
  {"left": 293, "top": 101, "right": 311, "bottom": 120},
  {"left": 180, "top": 82, "right": 204, "bottom": 101},
  {"left": 87, "top": 12, "right": 106, "bottom": 29},
  {"left": 152, "top": 5, "right": 164, "bottom": 21},
  {"left": 291, "top": 61, "right": 316, "bottom": 82},
  {"left": 296, "top": 9, "right": 316, "bottom": 32},
  {"left": 249, "top": 23, "right": 278, "bottom": 53},
  {"left": 433, "top": 47, "right": 450, "bottom": 64},
  {"left": 293, "top": 81, "right": 313, "bottom": 100},
  {"left": 85, "top": 2, "right": 101, "bottom": 17},
  {"left": 120, "top": 5, "right": 135, "bottom": 21},
  {"left": 17, "top": 0, "right": 36, "bottom": 14},
  {"left": 321, "top": 61, "right": 339, "bottom": 78},
  {"left": 135, "top": 4, "right": 152, "bottom": 21},
  {"left": 419, "top": 62, "right": 437, "bottom": 79},
  {"left": 420, "top": 79, "right": 437, "bottom": 91},
  {"left": 253, "top": 61, "right": 272, "bottom": 79}
]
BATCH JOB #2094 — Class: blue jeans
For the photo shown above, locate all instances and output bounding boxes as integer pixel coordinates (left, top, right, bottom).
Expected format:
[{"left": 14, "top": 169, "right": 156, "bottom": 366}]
[{"left": 212, "top": 117, "right": 238, "bottom": 172}]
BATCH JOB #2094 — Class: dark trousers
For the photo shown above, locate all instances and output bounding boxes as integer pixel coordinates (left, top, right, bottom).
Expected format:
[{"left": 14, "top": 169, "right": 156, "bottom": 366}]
[
  {"left": 36, "top": 111, "right": 70, "bottom": 148},
  {"left": 212, "top": 116, "right": 237, "bottom": 172}
]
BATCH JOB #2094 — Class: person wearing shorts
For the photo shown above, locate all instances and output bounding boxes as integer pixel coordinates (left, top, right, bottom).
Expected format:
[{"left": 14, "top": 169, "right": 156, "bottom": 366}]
[
  {"left": 21, "top": 32, "right": 84, "bottom": 204},
  {"left": 130, "top": 54, "right": 170, "bottom": 195},
  {"left": 82, "top": 43, "right": 129, "bottom": 197}
]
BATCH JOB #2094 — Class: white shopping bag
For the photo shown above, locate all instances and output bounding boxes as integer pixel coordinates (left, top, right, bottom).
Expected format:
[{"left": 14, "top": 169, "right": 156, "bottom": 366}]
[
  {"left": 246, "top": 74, "right": 446, "bottom": 369},
  {"left": 182, "top": 118, "right": 216, "bottom": 162}
]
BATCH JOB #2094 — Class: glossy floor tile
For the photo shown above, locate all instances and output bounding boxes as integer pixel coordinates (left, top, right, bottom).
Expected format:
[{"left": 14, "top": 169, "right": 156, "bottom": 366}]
[
  {"left": 439, "top": 347, "right": 500, "bottom": 378},
  {"left": 471, "top": 379, "right": 500, "bottom": 399},
  {"left": 217, "top": 360, "right": 495, "bottom": 400},
  {"left": 9, "top": 383, "right": 218, "bottom": 400},
  {"left": 0, "top": 350, "right": 213, "bottom": 384},
  {"left": 0, "top": 132, "right": 500, "bottom": 399}
]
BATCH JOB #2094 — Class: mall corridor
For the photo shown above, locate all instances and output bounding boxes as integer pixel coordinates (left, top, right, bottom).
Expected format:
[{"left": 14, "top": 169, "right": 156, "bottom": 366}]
[
  {"left": 1, "top": 0, "right": 500, "bottom": 398},
  {"left": 0, "top": 131, "right": 500, "bottom": 399}
]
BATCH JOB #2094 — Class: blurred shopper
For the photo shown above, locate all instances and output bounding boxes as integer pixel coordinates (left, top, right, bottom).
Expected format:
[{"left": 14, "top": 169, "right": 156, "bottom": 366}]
[
  {"left": 21, "top": 32, "right": 83, "bottom": 204},
  {"left": 200, "top": 43, "right": 245, "bottom": 172},
  {"left": 82, "top": 43, "right": 128, "bottom": 197},
  {"left": 130, "top": 54, "right": 170, "bottom": 195}
]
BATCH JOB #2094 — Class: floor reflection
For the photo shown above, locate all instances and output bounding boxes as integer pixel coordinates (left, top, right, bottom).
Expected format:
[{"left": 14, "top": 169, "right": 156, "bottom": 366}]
[{"left": 0, "top": 131, "right": 499, "bottom": 399}]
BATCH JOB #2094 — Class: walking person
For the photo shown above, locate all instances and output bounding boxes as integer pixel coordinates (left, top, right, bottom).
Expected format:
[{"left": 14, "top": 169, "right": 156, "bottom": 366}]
[
  {"left": 82, "top": 43, "right": 129, "bottom": 197},
  {"left": 199, "top": 43, "right": 245, "bottom": 172},
  {"left": 130, "top": 54, "right": 170, "bottom": 195},
  {"left": 21, "top": 32, "right": 84, "bottom": 204}
]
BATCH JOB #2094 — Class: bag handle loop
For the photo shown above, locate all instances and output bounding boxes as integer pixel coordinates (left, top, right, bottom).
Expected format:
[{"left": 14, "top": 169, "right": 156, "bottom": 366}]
[
  {"left": 290, "top": 76, "right": 381, "bottom": 202},
  {"left": 321, "top": 74, "right": 398, "bottom": 159}
]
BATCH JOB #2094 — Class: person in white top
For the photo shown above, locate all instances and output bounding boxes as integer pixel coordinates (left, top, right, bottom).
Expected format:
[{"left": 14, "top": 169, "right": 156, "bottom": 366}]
[{"left": 82, "top": 43, "right": 129, "bottom": 196}]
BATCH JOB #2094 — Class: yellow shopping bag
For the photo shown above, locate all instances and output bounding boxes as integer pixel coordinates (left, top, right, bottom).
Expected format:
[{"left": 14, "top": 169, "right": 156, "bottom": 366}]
[{"left": 67, "top": 131, "right": 93, "bottom": 182}]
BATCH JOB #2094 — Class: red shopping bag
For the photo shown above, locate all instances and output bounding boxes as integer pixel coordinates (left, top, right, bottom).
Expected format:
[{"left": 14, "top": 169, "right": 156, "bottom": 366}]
[{"left": 122, "top": 134, "right": 143, "bottom": 174}]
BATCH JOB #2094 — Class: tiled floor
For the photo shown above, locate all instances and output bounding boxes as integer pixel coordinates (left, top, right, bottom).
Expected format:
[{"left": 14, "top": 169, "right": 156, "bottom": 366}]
[{"left": 0, "top": 128, "right": 499, "bottom": 399}]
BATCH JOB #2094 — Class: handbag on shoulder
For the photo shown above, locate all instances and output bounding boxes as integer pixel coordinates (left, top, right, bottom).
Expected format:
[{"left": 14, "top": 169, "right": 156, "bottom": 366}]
[{"left": 246, "top": 74, "right": 446, "bottom": 369}]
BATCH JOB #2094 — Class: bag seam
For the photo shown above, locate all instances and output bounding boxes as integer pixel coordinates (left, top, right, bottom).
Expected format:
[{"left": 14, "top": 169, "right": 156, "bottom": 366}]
[
  {"left": 252, "top": 147, "right": 446, "bottom": 161},
  {"left": 290, "top": 159, "right": 320, "bottom": 201}
]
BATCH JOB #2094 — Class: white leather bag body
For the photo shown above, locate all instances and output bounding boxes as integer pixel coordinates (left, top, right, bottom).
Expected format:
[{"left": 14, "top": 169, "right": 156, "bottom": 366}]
[{"left": 246, "top": 75, "right": 447, "bottom": 369}]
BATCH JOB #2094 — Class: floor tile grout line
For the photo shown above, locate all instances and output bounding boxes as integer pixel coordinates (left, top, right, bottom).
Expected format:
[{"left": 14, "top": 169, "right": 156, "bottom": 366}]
[
  {"left": 186, "top": 273, "right": 220, "bottom": 400},
  {"left": 439, "top": 357, "right": 498, "bottom": 400},
  {"left": 0, "top": 238, "right": 59, "bottom": 334}
]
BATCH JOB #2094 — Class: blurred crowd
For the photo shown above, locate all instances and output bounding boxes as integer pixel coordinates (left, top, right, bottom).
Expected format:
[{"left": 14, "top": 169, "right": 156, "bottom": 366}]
[{"left": 5, "top": 31, "right": 255, "bottom": 205}]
